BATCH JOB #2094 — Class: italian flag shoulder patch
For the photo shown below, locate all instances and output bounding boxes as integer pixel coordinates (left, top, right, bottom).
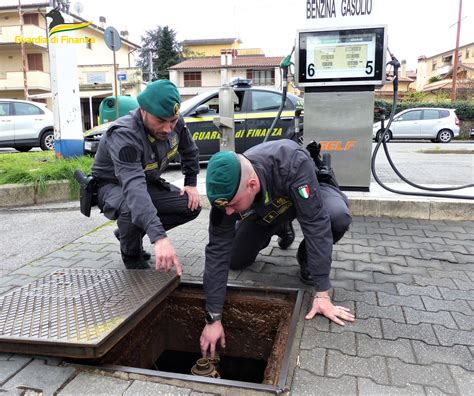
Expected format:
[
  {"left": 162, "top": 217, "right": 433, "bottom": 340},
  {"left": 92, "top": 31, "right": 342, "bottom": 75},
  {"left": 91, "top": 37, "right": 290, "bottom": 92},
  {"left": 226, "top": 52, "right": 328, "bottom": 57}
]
[{"left": 297, "top": 184, "right": 310, "bottom": 199}]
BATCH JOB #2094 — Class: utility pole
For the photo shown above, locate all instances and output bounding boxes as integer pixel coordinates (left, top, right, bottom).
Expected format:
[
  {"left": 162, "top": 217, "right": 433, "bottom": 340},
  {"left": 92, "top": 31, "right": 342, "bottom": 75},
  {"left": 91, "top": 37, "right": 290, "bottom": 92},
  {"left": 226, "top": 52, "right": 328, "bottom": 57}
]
[
  {"left": 451, "top": 0, "right": 463, "bottom": 102},
  {"left": 18, "top": 0, "right": 29, "bottom": 101},
  {"left": 148, "top": 51, "right": 153, "bottom": 82}
]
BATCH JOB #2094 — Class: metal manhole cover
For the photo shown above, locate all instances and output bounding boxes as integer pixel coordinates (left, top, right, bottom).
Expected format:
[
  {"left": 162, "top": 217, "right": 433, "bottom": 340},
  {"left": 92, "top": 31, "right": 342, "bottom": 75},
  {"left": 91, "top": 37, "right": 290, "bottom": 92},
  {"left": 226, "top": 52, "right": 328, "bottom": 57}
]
[{"left": 0, "top": 269, "right": 179, "bottom": 358}]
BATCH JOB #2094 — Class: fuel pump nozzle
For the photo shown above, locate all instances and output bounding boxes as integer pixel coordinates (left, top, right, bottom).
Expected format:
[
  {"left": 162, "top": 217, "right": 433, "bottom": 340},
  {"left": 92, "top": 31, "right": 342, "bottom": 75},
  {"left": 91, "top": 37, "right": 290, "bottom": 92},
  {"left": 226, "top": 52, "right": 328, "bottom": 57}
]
[
  {"left": 263, "top": 48, "right": 295, "bottom": 143},
  {"left": 387, "top": 48, "right": 400, "bottom": 93}
]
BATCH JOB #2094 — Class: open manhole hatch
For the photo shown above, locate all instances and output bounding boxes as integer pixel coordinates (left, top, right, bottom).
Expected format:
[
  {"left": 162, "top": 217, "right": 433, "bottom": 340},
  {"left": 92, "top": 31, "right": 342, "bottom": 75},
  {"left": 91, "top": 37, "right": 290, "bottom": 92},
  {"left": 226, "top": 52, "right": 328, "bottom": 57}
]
[{"left": 0, "top": 269, "right": 303, "bottom": 393}]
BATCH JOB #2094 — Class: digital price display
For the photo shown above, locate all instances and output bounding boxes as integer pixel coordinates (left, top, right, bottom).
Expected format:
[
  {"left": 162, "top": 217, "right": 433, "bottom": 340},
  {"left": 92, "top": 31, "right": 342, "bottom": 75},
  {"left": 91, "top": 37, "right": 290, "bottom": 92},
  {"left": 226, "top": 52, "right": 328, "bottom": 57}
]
[{"left": 296, "top": 26, "right": 386, "bottom": 87}]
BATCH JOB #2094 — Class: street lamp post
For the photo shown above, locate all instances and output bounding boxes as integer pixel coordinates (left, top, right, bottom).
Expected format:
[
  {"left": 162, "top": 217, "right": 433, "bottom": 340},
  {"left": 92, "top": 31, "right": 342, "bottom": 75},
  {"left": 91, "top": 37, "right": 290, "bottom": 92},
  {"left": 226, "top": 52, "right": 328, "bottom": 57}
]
[{"left": 148, "top": 51, "right": 154, "bottom": 82}]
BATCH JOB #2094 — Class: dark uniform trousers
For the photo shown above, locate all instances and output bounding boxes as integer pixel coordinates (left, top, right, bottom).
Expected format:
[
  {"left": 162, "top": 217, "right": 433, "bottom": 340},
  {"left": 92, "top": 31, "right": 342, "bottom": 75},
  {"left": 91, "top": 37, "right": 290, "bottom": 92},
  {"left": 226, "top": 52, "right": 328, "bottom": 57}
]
[
  {"left": 98, "top": 181, "right": 201, "bottom": 259},
  {"left": 230, "top": 183, "right": 351, "bottom": 270}
]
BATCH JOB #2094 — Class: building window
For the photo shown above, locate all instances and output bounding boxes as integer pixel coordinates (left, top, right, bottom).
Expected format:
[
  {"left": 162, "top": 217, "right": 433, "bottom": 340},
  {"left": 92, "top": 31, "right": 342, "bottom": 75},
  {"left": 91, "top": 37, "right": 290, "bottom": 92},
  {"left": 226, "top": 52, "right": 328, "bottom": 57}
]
[
  {"left": 432, "top": 59, "right": 437, "bottom": 71},
  {"left": 32, "top": 99, "right": 47, "bottom": 105},
  {"left": 184, "top": 71, "right": 201, "bottom": 87},
  {"left": 466, "top": 49, "right": 470, "bottom": 59},
  {"left": 442, "top": 55, "right": 453, "bottom": 65},
  {"left": 27, "top": 53, "right": 43, "bottom": 71},
  {"left": 23, "top": 13, "right": 39, "bottom": 26},
  {"left": 246, "top": 69, "right": 275, "bottom": 86}
]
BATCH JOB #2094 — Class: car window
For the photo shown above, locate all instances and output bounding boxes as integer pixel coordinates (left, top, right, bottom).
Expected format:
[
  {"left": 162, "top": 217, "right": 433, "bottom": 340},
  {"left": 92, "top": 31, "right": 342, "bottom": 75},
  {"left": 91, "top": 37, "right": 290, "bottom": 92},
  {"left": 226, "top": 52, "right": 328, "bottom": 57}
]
[
  {"left": 198, "top": 91, "right": 245, "bottom": 114},
  {"left": 439, "top": 110, "right": 450, "bottom": 118},
  {"left": 13, "top": 102, "right": 43, "bottom": 116},
  {"left": 423, "top": 110, "right": 440, "bottom": 120},
  {"left": 0, "top": 103, "right": 10, "bottom": 117},
  {"left": 250, "top": 91, "right": 291, "bottom": 112},
  {"left": 200, "top": 94, "right": 219, "bottom": 114},
  {"left": 398, "top": 110, "right": 422, "bottom": 121}
]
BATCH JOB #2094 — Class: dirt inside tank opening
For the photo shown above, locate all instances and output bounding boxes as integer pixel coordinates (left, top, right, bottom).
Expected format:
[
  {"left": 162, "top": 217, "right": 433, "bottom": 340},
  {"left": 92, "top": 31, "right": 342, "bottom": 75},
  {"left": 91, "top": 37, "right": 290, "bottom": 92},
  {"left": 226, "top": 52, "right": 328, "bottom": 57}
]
[{"left": 86, "top": 284, "right": 299, "bottom": 386}]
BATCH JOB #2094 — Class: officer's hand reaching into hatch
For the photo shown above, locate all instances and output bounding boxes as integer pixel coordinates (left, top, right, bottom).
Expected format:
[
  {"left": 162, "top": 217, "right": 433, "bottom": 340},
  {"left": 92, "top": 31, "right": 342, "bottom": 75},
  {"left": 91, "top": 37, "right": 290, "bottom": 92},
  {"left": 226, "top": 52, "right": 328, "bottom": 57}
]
[
  {"left": 305, "top": 292, "right": 355, "bottom": 326},
  {"left": 200, "top": 321, "right": 226, "bottom": 360},
  {"left": 154, "top": 237, "right": 182, "bottom": 276}
]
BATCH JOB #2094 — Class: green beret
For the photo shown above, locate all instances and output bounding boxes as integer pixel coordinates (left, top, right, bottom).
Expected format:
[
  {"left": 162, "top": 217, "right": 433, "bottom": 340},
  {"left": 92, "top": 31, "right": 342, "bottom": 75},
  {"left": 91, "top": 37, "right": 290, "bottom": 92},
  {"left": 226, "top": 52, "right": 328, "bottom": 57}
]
[
  {"left": 206, "top": 151, "right": 241, "bottom": 206},
  {"left": 137, "top": 80, "right": 181, "bottom": 118}
]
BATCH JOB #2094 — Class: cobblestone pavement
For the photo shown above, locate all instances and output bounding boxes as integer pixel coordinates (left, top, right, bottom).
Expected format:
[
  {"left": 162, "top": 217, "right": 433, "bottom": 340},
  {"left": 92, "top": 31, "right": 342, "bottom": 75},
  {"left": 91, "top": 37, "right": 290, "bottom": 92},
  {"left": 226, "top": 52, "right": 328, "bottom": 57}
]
[{"left": 0, "top": 211, "right": 473, "bottom": 395}]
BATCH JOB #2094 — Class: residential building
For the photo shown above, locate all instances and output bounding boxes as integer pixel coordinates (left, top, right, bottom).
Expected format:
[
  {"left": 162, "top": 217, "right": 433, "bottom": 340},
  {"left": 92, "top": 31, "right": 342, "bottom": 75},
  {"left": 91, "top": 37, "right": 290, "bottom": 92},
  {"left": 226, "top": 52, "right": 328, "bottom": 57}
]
[
  {"left": 416, "top": 42, "right": 474, "bottom": 97},
  {"left": 171, "top": 38, "right": 289, "bottom": 100},
  {"left": 182, "top": 38, "right": 242, "bottom": 57},
  {"left": 0, "top": 2, "right": 142, "bottom": 129}
]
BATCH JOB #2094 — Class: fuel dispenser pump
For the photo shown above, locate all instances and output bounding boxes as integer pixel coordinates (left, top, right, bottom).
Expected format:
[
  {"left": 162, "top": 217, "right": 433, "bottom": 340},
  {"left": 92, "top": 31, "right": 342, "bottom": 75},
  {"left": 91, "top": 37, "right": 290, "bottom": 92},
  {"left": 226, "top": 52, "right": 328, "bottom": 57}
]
[{"left": 295, "top": 25, "right": 387, "bottom": 190}]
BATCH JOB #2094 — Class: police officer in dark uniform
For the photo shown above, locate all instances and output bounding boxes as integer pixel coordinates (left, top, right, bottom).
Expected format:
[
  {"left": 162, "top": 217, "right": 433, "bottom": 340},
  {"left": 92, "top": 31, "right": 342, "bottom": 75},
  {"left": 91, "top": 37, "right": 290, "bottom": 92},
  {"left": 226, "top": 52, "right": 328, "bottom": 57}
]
[
  {"left": 92, "top": 80, "right": 201, "bottom": 272},
  {"left": 200, "top": 140, "right": 354, "bottom": 359}
]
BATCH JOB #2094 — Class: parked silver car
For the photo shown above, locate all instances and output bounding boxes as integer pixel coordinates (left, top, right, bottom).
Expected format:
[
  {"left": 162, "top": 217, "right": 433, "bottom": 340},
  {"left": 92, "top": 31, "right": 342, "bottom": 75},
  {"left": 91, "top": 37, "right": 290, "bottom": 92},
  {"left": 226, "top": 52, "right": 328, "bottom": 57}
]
[
  {"left": 373, "top": 108, "right": 460, "bottom": 143},
  {"left": 0, "top": 99, "right": 54, "bottom": 152}
]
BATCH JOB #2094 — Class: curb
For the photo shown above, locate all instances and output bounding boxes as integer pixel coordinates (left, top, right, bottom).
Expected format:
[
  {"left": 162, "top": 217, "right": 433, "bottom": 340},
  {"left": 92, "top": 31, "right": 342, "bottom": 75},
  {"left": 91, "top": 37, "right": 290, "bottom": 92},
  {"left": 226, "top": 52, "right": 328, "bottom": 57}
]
[
  {"left": 0, "top": 181, "right": 71, "bottom": 207},
  {"left": 348, "top": 197, "right": 474, "bottom": 221},
  {"left": 1, "top": 181, "right": 473, "bottom": 221}
]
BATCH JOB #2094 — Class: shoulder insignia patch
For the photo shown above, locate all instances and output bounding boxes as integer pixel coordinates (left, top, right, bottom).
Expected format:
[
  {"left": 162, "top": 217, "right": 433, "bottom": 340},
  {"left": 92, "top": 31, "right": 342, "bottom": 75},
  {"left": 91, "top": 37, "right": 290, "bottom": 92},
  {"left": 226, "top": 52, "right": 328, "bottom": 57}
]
[
  {"left": 297, "top": 184, "right": 311, "bottom": 199},
  {"left": 119, "top": 146, "right": 138, "bottom": 163}
]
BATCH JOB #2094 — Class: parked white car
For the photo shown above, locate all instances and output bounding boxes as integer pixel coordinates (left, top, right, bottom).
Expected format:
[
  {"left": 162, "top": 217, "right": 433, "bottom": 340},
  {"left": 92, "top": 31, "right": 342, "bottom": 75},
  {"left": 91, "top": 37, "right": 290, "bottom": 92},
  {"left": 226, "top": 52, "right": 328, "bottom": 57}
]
[
  {"left": 373, "top": 108, "right": 460, "bottom": 143},
  {"left": 0, "top": 99, "right": 54, "bottom": 152}
]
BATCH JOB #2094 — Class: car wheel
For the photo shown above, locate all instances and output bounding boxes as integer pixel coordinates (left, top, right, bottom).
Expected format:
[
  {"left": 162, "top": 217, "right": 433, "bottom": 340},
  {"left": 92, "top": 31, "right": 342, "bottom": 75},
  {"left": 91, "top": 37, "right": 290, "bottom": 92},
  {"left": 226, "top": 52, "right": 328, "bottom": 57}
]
[
  {"left": 437, "top": 129, "right": 453, "bottom": 143},
  {"left": 15, "top": 147, "right": 33, "bottom": 152},
  {"left": 376, "top": 130, "right": 391, "bottom": 142},
  {"left": 40, "top": 130, "right": 54, "bottom": 150}
]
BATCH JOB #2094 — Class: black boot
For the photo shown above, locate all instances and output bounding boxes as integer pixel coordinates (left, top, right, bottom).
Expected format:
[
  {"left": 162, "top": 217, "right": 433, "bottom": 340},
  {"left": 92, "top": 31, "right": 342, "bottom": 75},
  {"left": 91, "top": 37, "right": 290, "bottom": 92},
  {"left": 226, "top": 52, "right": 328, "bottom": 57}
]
[
  {"left": 296, "top": 239, "right": 313, "bottom": 285},
  {"left": 121, "top": 251, "right": 151, "bottom": 270},
  {"left": 114, "top": 228, "right": 151, "bottom": 261},
  {"left": 277, "top": 221, "right": 295, "bottom": 250}
]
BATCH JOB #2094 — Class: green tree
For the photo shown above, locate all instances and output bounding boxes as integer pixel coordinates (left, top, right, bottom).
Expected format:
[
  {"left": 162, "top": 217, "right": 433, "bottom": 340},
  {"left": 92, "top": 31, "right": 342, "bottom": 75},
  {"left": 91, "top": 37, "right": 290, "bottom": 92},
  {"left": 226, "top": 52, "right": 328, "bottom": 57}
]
[{"left": 137, "top": 26, "right": 181, "bottom": 81}]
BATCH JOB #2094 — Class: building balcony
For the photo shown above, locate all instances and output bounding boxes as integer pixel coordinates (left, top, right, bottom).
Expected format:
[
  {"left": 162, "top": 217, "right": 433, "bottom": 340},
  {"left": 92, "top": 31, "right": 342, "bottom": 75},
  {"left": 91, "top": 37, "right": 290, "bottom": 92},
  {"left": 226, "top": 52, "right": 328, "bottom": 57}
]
[
  {"left": 0, "top": 25, "right": 48, "bottom": 48},
  {"left": 0, "top": 70, "right": 50, "bottom": 91}
]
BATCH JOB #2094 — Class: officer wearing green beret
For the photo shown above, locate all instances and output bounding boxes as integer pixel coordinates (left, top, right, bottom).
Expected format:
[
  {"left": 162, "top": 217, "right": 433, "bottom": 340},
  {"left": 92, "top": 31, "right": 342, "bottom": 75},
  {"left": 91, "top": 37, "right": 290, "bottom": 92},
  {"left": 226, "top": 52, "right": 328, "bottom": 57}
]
[
  {"left": 92, "top": 80, "right": 201, "bottom": 272},
  {"left": 200, "top": 140, "right": 353, "bottom": 359}
]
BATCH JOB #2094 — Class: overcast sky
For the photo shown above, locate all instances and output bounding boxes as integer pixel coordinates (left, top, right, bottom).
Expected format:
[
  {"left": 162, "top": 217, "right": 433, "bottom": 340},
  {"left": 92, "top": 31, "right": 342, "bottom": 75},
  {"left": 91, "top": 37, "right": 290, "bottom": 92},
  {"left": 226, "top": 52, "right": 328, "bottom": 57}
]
[{"left": 6, "top": 0, "right": 474, "bottom": 70}]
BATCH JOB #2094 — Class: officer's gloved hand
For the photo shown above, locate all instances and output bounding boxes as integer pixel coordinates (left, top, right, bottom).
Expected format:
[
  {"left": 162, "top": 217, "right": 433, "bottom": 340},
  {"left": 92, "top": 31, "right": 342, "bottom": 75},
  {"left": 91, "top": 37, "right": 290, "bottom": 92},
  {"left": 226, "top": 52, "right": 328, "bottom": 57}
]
[
  {"left": 154, "top": 237, "right": 182, "bottom": 276},
  {"left": 306, "top": 141, "right": 323, "bottom": 169}
]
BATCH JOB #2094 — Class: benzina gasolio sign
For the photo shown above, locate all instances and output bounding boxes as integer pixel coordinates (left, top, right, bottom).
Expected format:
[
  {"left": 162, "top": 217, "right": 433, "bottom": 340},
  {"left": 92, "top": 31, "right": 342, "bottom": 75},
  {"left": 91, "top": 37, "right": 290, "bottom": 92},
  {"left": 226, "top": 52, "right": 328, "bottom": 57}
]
[
  {"left": 303, "top": 0, "right": 382, "bottom": 28},
  {"left": 15, "top": 7, "right": 93, "bottom": 45}
]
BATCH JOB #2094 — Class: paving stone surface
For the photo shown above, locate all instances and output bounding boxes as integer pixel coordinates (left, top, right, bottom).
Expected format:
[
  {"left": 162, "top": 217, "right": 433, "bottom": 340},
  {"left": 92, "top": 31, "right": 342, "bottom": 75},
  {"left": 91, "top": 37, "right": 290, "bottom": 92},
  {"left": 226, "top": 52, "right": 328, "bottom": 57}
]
[
  {"left": 57, "top": 372, "right": 130, "bottom": 395},
  {"left": 3, "top": 359, "right": 75, "bottom": 396},
  {"left": 0, "top": 213, "right": 473, "bottom": 395},
  {"left": 123, "top": 380, "right": 192, "bottom": 395}
]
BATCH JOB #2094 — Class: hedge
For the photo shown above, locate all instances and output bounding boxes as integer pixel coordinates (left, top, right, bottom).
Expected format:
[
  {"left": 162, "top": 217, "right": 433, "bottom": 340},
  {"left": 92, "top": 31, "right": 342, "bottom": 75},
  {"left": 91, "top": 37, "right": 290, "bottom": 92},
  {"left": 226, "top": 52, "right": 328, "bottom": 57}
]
[{"left": 374, "top": 100, "right": 474, "bottom": 121}]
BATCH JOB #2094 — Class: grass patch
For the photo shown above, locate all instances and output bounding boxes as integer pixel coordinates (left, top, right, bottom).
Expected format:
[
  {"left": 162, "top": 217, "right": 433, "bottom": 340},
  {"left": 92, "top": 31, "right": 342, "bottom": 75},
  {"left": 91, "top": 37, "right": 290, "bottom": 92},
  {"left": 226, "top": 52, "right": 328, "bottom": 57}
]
[
  {"left": 0, "top": 152, "right": 93, "bottom": 197},
  {"left": 417, "top": 149, "right": 474, "bottom": 154}
]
